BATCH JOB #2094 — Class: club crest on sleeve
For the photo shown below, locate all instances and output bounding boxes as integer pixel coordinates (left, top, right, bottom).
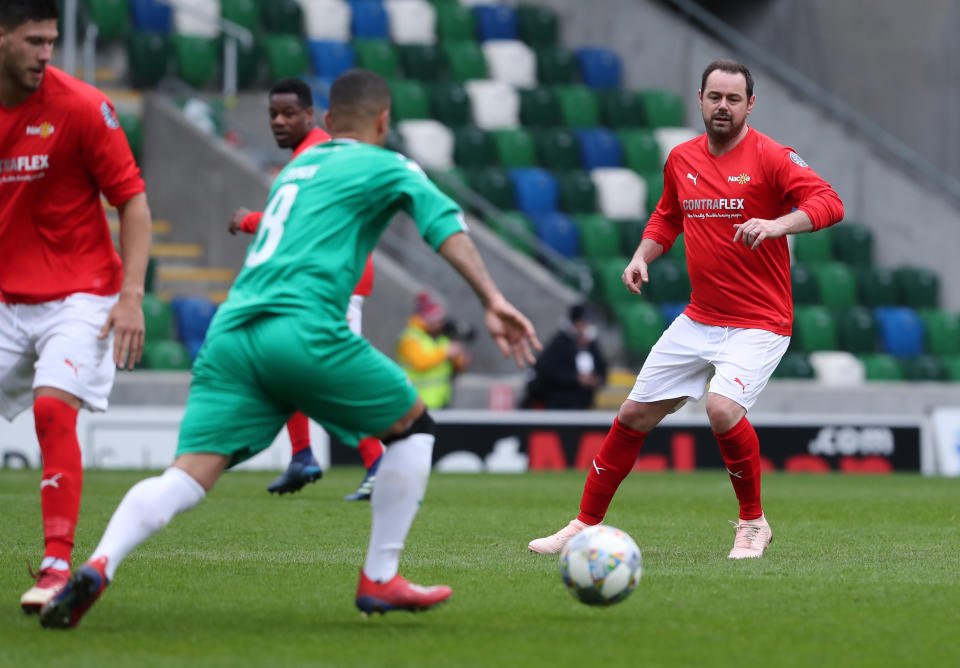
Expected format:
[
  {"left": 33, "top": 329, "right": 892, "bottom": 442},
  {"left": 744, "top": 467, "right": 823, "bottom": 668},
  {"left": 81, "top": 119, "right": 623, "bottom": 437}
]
[
  {"left": 789, "top": 152, "right": 808, "bottom": 168},
  {"left": 101, "top": 101, "right": 120, "bottom": 130}
]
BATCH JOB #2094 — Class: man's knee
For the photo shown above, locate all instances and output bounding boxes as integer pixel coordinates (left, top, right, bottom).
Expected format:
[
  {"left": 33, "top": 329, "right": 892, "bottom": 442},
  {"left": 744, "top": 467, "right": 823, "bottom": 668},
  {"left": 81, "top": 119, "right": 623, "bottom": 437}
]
[
  {"left": 618, "top": 398, "right": 680, "bottom": 432},
  {"left": 706, "top": 394, "right": 746, "bottom": 433},
  {"left": 382, "top": 409, "right": 436, "bottom": 445}
]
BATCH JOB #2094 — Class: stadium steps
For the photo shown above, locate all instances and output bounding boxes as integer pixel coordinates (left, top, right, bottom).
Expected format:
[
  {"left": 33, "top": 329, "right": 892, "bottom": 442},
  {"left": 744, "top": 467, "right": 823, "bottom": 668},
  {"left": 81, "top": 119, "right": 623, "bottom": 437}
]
[{"left": 592, "top": 367, "right": 636, "bottom": 409}]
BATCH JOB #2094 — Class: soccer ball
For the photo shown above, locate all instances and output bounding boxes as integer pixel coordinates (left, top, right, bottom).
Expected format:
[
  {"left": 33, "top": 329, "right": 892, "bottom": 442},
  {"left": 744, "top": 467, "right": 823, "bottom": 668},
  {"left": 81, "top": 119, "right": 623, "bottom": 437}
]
[{"left": 559, "top": 525, "right": 642, "bottom": 606}]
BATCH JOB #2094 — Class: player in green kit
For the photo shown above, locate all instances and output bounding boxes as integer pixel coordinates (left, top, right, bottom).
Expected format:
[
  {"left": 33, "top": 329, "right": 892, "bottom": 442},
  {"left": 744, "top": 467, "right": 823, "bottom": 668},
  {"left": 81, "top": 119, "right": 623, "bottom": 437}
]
[{"left": 40, "top": 69, "right": 542, "bottom": 629}]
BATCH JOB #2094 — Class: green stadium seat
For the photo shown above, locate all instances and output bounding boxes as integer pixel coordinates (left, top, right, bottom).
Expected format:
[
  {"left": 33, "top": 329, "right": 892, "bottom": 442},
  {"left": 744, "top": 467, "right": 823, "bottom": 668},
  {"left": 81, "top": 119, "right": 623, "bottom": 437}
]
[
  {"left": 553, "top": 85, "right": 599, "bottom": 127},
  {"left": 902, "top": 355, "right": 948, "bottom": 382},
  {"left": 142, "top": 294, "right": 173, "bottom": 342},
  {"left": 665, "top": 233, "right": 685, "bottom": 261},
  {"left": 918, "top": 309, "right": 960, "bottom": 355},
  {"left": 534, "top": 129, "right": 579, "bottom": 171},
  {"left": 535, "top": 46, "right": 576, "bottom": 85},
  {"left": 221, "top": 0, "right": 259, "bottom": 32},
  {"left": 837, "top": 306, "right": 878, "bottom": 354},
  {"left": 520, "top": 87, "right": 561, "bottom": 128},
  {"left": 792, "top": 306, "right": 838, "bottom": 352},
  {"left": 444, "top": 41, "right": 487, "bottom": 81},
  {"left": 430, "top": 82, "right": 471, "bottom": 126},
  {"left": 791, "top": 264, "right": 820, "bottom": 305},
  {"left": 116, "top": 112, "right": 142, "bottom": 162},
  {"left": 486, "top": 211, "right": 535, "bottom": 256},
  {"left": 619, "top": 219, "right": 645, "bottom": 257},
  {"left": 516, "top": 4, "right": 558, "bottom": 47},
  {"left": 557, "top": 170, "right": 597, "bottom": 214},
  {"left": 261, "top": 0, "right": 301, "bottom": 34},
  {"left": 858, "top": 267, "right": 899, "bottom": 307},
  {"left": 812, "top": 262, "right": 857, "bottom": 308},
  {"left": 574, "top": 214, "right": 620, "bottom": 260},
  {"left": 644, "top": 172, "right": 665, "bottom": 214},
  {"left": 173, "top": 35, "right": 219, "bottom": 89},
  {"left": 637, "top": 89, "right": 685, "bottom": 127},
  {"left": 453, "top": 126, "right": 497, "bottom": 168},
  {"left": 142, "top": 340, "right": 192, "bottom": 371},
  {"left": 831, "top": 222, "right": 874, "bottom": 268},
  {"left": 144, "top": 258, "right": 156, "bottom": 294},
  {"left": 468, "top": 168, "right": 514, "bottom": 210},
  {"left": 353, "top": 40, "right": 398, "bottom": 78},
  {"left": 645, "top": 257, "right": 690, "bottom": 303},
  {"left": 773, "top": 352, "right": 815, "bottom": 379},
  {"left": 599, "top": 90, "right": 645, "bottom": 128},
  {"left": 618, "top": 129, "right": 661, "bottom": 175},
  {"left": 262, "top": 34, "right": 308, "bottom": 79},
  {"left": 87, "top": 0, "right": 129, "bottom": 40},
  {"left": 942, "top": 355, "right": 960, "bottom": 382},
  {"left": 427, "top": 167, "right": 468, "bottom": 204},
  {"left": 894, "top": 266, "right": 939, "bottom": 308},
  {"left": 793, "top": 229, "right": 833, "bottom": 265},
  {"left": 491, "top": 129, "right": 537, "bottom": 167},
  {"left": 618, "top": 302, "right": 666, "bottom": 361},
  {"left": 398, "top": 44, "right": 447, "bottom": 81},
  {"left": 858, "top": 353, "right": 903, "bottom": 381},
  {"left": 235, "top": 38, "right": 260, "bottom": 89},
  {"left": 436, "top": 3, "right": 476, "bottom": 42},
  {"left": 127, "top": 32, "right": 169, "bottom": 88},
  {"left": 388, "top": 79, "right": 430, "bottom": 120},
  {"left": 593, "top": 257, "right": 634, "bottom": 309}
]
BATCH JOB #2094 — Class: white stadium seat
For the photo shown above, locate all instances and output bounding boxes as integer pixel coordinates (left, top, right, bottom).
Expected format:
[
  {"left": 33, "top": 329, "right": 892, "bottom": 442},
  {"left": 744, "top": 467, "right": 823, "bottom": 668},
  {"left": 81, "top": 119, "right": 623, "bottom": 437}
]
[
  {"left": 590, "top": 168, "right": 648, "bottom": 220},
  {"left": 397, "top": 120, "right": 455, "bottom": 170},
  {"left": 653, "top": 127, "right": 700, "bottom": 164},
  {"left": 465, "top": 80, "right": 520, "bottom": 129},
  {"left": 171, "top": 0, "right": 221, "bottom": 38},
  {"left": 385, "top": 0, "right": 437, "bottom": 45},
  {"left": 809, "top": 351, "right": 866, "bottom": 386},
  {"left": 482, "top": 40, "right": 537, "bottom": 88},
  {"left": 297, "top": 0, "right": 351, "bottom": 41}
]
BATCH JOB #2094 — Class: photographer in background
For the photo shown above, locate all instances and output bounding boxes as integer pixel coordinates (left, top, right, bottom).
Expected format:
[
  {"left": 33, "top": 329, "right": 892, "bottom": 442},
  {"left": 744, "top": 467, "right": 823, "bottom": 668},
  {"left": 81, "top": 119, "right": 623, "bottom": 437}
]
[
  {"left": 396, "top": 291, "right": 471, "bottom": 409},
  {"left": 522, "top": 304, "right": 608, "bottom": 410}
]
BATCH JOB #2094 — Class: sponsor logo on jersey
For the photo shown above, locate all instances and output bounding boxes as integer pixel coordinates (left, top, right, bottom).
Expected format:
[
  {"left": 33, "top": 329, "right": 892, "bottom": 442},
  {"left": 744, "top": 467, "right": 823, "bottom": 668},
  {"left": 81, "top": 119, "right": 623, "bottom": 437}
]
[
  {"left": 25, "top": 122, "right": 55, "bottom": 138},
  {"left": 281, "top": 165, "right": 319, "bottom": 182},
  {"left": 101, "top": 101, "right": 120, "bottom": 129},
  {"left": 682, "top": 198, "right": 744, "bottom": 211},
  {"left": 728, "top": 173, "right": 751, "bottom": 184},
  {"left": 686, "top": 172, "right": 699, "bottom": 185},
  {"left": 0, "top": 154, "right": 50, "bottom": 173},
  {"left": 789, "top": 152, "right": 808, "bottom": 168}
]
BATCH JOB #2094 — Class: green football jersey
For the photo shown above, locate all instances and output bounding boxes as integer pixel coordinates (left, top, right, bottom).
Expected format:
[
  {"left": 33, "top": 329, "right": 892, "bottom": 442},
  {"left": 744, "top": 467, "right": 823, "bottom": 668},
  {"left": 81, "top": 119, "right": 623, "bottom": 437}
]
[{"left": 210, "top": 139, "right": 467, "bottom": 335}]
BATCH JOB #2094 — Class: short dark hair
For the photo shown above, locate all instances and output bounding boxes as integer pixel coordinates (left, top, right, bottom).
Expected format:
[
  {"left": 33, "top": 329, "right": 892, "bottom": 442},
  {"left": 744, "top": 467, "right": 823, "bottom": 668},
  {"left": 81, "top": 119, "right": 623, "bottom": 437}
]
[
  {"left": 328, "top": 69, "right": 391, "bottom": 125},
  {"left": 701, "top": 59, "right": 754, "bottom": 99},
  {"left": 269, "top": 78, "right": 313, "bottom": 108},
  {"left": 0, "top": 0, "right": 60, "bottom": 30}
]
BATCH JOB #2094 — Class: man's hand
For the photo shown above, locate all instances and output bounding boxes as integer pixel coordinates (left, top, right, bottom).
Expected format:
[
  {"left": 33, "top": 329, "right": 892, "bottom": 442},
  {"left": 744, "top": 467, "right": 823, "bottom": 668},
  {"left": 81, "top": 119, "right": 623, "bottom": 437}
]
[
  {"left": 484, "top": 295, "right": 542, "bottom": 367},
  {"left": 228, "top": 207, "right": 251, "bottom": 235},
  {"left": 622, "top": 256, "right": 650, "bottom": 295},
  {"left": 733, "top": 217, "right": 787, "bottom": 250},
  {"left": 98, "top": 293, "right": 145, "bottom": 370}
]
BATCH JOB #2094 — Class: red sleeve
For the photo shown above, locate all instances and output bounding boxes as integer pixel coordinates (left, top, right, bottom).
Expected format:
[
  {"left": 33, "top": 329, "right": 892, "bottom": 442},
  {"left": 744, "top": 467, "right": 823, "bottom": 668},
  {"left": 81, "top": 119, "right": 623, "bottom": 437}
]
[
  {"left": 239, "top": 211, "right": 263, "bottom": 234},
  {"left": 352, "top": 255, "right": 375, "bottom": 296},
  {"left": 641, "top": 157, "right": 684, "bottom": 253},
  {"left": 767, "top": 145, "right": 844, "bottom": 231},
  {"left": 81, "top": 95, "right": 145, "bottom": 206}
]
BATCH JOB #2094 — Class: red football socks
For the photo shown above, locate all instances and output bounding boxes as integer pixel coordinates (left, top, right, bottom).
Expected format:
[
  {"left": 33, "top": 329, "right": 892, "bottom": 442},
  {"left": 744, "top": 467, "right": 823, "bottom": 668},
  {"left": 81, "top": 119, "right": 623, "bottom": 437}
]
[
  {"left": 286, "top": 412, "right": 311, "bottom": 456},
  {"left": 577, "top": 418, "right": 648, "bottom": 525},
  {"left": 714, "top": 416, "right": 763, "bottom": 520},
  {"left": 357, "top": 436, "right": 383, "bottom": 470},
  {"left": 33, "top": 396, "right": 82, "bottom": 565}
]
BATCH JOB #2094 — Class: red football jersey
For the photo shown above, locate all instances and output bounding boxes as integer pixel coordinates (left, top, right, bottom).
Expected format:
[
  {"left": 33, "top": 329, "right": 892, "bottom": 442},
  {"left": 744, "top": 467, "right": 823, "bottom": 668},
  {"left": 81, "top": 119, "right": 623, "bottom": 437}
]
[
  {"left": 0, "top": 66, "right": 145, "bottom": 303},
  {"left": 643, "top": 128, "right": 844, "bottom": 335}
]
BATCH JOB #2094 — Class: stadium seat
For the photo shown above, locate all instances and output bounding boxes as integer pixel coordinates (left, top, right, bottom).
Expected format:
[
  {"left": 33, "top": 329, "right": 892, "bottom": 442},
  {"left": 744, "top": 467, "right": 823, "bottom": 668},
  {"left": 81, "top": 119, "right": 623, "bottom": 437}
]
[
  {"left": 790, "top": 264, "right": 820, "bottom": 305},
  {"left": 397, "top": 120, "right": 454, "bottom": 169},
  {"left": 262, "top": 0, "right": 302, "bottom": 34},
  {"left": 574, "top": 128, "right": 622, "bottom": 170},
  {"left": 516, "top": 3, "right": 558, "bottom": 47},
  {"left": 144, "top": 258, "right": 156, "bottom": 294},
  {"left": 142, "top": 340, "right": 192, "bottom": 370},
  {"left": 535, "top": 46, "right": 576, "bottom": 85},
  {"left": 520, "top": 87, "right": 561, "bottom": 128},
  {"left": 299, "top": 0, "right": 350, "bottom": 40},
  {"left": 482, "top": 40, "right": 537, "bottom": 87},
  {"left": 486, "top": 211, "right": 536, "bottom": 256},
  {"left": 436, "top": 2, "right": 476, "bottom": 41},
  {"left": 812, "top": 262, "right": 857, "bottom": 308},
  {"left": 645, "top": 258, "right": 690, "bottom": 303},
  {"left": 773, "top": 352, "right": 815, "bottom": 379},
  {"left": 353, "top": 39, "right": 398, "bottom": 77},
  {"left": 893, "top": 266, "right": 939, "bottom": 309},
  {"left": 427, "top": 167, "right": 468, "bottom": 203},
  {"left": 386, "top": 0, "right": 437, "bottom": 45},
  {"left": 509, "top": 168, "right": 559, "bottom": 215},
  {"left": 116, "top": 112, "right": 143, "bottom": 161},
  {"left": 234, "top": 36, "right": 261, "bottom": 89},
  {"left": 262, "top": 35, "right": 309, "bottom": 79},
  {"left": 902, "top": 355, "right": 948, "bottom": 382},
  {"left": 665, "top": 232, "right": 685, "bottom": 261},
  {"left": 530, "top": 212, "right": 579, "bottom": 259},
  {"left": 659, "top": 302, "right": 687, "bottom": 325},
  {"left": 172, "top": 35, "right": 218, "bottom": 89},
  {"left": 618, "top": 219, "right": 645, "bottom": 257},
  {"left": 397, "top": 44, "right": 447, "bottom": 81},
  {"left": 619, "top": 302, "right": 666, "bottom": 361},
  {"left": 351, "top": 0, "right": 389, "bottom": 39},
  {"left": 617, "top": 129, "right": 661, "bottom": 176},
  {"left": 831, "top": 222, "right": 874, "bottom": 267},
  {"left": 858, "top": 267, "right": 899, "bottom": 307},
  {"left": 170, "top": 296, "right": 217, "bottom": 356},
  {"left": 941, "top": 355, "right": 960, "bottom": 382},
  {"left": 793, "top": 229, "right": 833, "bottom": 265},
  {"left": 858, "top": 353, "right": 903, "bottom": 381},
  {"left": 468, "top": 167, "right": 515, "bottom": 210},
  {"left": 130, "top": 0, "right": 172, "bottom": 33},
  {"left": 127, "top": 32, "right": 169, "bottom": 88},
  {"left": 87, "top": 0, "right": 130, "bottom": 40},
  {"left": 553, "top": 85, "right": 599, "bottom": 127},
  {"left": 808, "top": 351, "right": 866, "bottom": 386},
  {"left": 873, "top": 306, "right": 925, "bottom": 357},
  {"left": 221, "top": 0, "right": 259, "bottom": 33},
  {"left": 172, "top": 0, "right": 220, "bottom": 38},
  {"left": 918, "top": 309, "right": 960, "bottom": 355},
  {"left": 473, "top": 4, "right": 517, "bottom": 41},
  {"left": 308, "top": 76, "right": 334, "bottom": 112},
  {"left": 453, "top": 125, "right": 497, "bottom": 168},
  {"left": 653, "top": 127, "right": 699, "bottom": 163},
  {"left": 638, "top": 89, "right": 685, "bottom": 127},
  {"left": 644, "top": 172, "right": 665, "bottom": 214},
  {"left": 465, "top": 80, "right": 519, "bottom": 129},
  {"left": 142, "top": 294, "right": 174, "bottom": 341},
  {"left": 592, "top": 257, "right": 634, "bottom": 309},
  {"left": 443, "top": 41, "right": 488, "bottom": 81},
  {"left": 591, "top": 168, "right": 647, "bottom": 220},
  {"left": 575, "top": 47, "right": 622, "bottom": 89},
  {"left": 388, "top": 79, "right": 430, "bottom": 120},
  {"left": 836, "top": 306, "right": 878, "bottom": 354},
  {"left": 557, "top": 171, "right": 597, "bottom": 214},
  {"left": 491, "top": 129, "right": 536, "bottom": 167},
  {"left": 535, "top": 128, "right": 579, "bottom": 171},
  {"left": 573, "top": 214, "right": 620, "bottom": 260},
  {"left": 792, "top": 306, "right": 838, "bottom": 352},
  {"left": 430, "top": 82, "right": 472, "bottom": 125},
  {"left": 599, "top": 90, "right": 645, "bottom": 128},
  {"left": 307, "top": 40, "right": 355, "bottom": 79}
]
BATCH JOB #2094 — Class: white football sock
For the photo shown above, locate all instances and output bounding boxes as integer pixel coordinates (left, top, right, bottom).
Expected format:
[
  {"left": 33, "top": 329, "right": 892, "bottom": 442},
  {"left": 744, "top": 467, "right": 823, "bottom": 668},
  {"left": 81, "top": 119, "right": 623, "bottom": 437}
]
[
  {"left": 91, "top": 467, "right": 206, "bottom": 580},
  {"left": 363, "top": 433, "right": 434, "bottom": 582}
]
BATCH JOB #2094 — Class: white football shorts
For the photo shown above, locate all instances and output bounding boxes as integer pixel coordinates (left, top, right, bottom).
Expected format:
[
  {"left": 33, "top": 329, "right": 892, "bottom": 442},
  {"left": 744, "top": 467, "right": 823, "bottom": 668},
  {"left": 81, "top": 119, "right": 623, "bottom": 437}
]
[
  {"left": 627, "top": 313, "right": 789, "bottom": 411},
  {"left": 0, "top": 293, "right": 119, "bottom": 420},
  {"left": 347, "top": 295, "right": 364, "bottom": 336}
]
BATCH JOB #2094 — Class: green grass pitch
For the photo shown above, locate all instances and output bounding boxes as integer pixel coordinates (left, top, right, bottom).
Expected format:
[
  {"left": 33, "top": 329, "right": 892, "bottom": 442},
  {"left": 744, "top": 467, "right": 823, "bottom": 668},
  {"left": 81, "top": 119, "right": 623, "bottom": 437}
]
[{"left": 1, "top": 468, "right": 958, "bottom": 667}]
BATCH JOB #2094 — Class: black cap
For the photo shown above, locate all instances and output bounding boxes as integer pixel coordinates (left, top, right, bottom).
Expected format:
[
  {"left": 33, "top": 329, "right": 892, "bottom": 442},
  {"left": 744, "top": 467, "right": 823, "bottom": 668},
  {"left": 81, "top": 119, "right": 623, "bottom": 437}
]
[{"left": 569, "top": 304, "right": 593, "bottom": 323}]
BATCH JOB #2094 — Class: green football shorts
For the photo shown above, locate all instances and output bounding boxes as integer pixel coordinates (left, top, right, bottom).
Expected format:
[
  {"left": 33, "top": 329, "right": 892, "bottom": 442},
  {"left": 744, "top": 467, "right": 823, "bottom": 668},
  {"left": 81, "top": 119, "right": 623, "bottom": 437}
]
[{"left": 176, "top": 313, "right": 417, "bottom": 466}]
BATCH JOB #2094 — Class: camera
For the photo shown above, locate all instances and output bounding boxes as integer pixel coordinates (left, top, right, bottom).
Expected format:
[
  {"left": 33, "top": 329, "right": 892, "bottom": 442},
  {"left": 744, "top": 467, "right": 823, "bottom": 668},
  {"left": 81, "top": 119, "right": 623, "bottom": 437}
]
[{"left": 442, "top": 318, "right": 476, "bottom": 342}]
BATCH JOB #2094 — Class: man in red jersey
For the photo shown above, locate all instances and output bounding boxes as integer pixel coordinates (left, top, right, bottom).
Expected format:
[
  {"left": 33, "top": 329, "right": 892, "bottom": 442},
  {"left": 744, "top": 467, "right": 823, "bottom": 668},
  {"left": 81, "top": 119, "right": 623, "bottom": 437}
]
[
  {"left": 227, "top": 78, "right": 383, "bottom": 500},
  {"left": 0, "top": 0, "right": 152, "bottom": 610},
  {"left": 529, "top": 60, "right": 844, "bottom": 559}
]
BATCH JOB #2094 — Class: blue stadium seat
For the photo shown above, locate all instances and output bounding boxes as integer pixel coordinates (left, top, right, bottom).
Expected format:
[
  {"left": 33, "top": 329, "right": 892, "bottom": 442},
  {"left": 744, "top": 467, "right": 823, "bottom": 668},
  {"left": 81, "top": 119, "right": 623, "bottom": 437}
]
[
  {"left": 659, "top": 302, "right": 687, "bottom": 325},
  {"left": 874, "top": 306, "right": 925, "bottom": 358},
  {"left": 350, "top": 1, "right": 389, "bottom": 39},
  {"left": 307, "top": 41, "right": 355, "bottom": 79},
  {"left": 308, "top": 76, "right": 334, "bottom": 111},
  {"left": 575, "top": 47, "right": 622, "bottom": 89},
  {"left": 130, "top": 0, "right": 171, "bottom": 32},
  {"left": 574, "top": 128, "right": 623, "bottom": 170},
  {"left": 473, "top": 5, "right": 518, "bottom": 41},
  {"left": 508, "top": 168, "right": 559, "bottom": 215},
  {"left": 530, "top": 212, "right": 579, "bottom": 258},
  {"left": 171, "top": 296, "right": 218, "bottom": 360}
]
